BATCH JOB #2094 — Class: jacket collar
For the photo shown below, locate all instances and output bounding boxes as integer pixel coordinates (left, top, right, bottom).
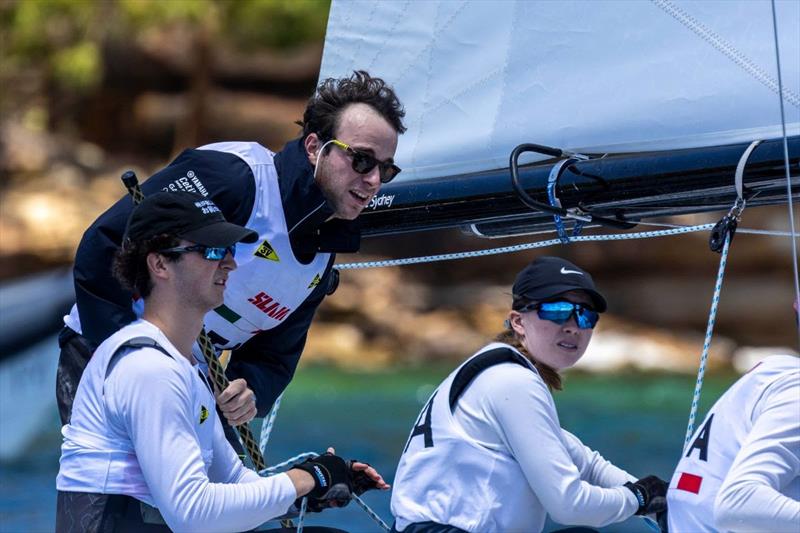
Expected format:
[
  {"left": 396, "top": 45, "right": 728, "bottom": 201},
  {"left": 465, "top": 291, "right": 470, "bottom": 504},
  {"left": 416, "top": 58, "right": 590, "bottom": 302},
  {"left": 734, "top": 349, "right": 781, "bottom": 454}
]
[{"left": 273, "top": 138, "right": 361, "bottom": 258}]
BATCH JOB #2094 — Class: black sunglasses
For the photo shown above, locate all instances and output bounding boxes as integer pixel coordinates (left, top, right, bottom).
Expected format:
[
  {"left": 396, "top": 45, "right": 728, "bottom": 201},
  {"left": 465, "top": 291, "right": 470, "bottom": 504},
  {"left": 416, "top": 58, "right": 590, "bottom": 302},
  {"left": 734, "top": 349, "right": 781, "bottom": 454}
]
[
  {"left": 160, "top": 244, "right": 236, "bottom": 261},
  {"left": 330, "top": 139, "right": 401, "bottom": 184}
]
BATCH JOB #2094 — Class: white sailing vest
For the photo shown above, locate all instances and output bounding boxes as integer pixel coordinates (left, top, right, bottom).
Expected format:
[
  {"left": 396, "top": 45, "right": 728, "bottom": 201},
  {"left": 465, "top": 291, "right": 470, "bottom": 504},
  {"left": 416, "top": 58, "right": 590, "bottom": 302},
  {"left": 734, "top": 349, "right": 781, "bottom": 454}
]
[
  {"left": 391, "top": 342, "right": 545, "bottom": 533},
  {"left": 57, "top": 320, "right": 217, "bottom": 505},
  {"left": 193, "top": 142, "right": 331, "bottom": 354},
  {"left": 667, "top": 355, "right": 800, "bottom": 532},
  {"left": 64, "top": 142, "right": 331, "bottom": 356}
]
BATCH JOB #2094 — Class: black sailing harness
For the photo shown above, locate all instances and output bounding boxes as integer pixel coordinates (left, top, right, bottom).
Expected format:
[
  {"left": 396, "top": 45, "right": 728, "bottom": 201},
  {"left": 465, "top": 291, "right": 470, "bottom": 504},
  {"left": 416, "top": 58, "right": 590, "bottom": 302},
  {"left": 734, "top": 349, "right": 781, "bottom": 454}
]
[
  {"left": 448, "top": 346, "right": 530, "bottom": 412},
  {"left": 55, "top": 337, "right": 212, "bottom": 533}
]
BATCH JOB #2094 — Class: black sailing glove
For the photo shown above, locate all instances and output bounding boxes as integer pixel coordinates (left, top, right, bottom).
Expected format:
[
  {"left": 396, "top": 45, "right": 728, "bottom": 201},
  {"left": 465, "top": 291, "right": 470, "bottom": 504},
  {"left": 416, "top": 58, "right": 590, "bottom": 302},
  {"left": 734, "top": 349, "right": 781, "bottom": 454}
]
[
  {"left": 349, "top": 459, "right": 380, "bottom": 496},
  {"left": 293, "top": 453, "right": 352, "bottom": 512},
  {"left": 624, "top": 475, "right": 668, "bottom": 516}
]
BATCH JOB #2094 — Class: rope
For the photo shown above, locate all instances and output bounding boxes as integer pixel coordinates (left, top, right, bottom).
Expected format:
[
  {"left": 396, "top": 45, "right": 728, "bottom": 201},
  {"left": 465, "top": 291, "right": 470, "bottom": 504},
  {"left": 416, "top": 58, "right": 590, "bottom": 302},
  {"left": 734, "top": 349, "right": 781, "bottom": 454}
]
[
  {"left": 546, "top": 158, "right": 582, "bottom": 243},
  {"left": 296, "top": 497, "right": 308, "bottom": 533},
  {"left": 260, "top": 393, "right": 284, "bottom": 457},
  {"left": 684, "top": 233, "right": 732, "bottom": 447},
  {"left": 257, "top": 452, "right": 392, "bottom": 532},
  {"left": 198, "top": 332, "right": 296, "bottom": 529},
  {"left": 770, "top": 0, "right": 800, "bottom": 351},
  {"left": 258, "top": 452, "right": 318, "bottom": 476},
  {"left": 337, "top": 224, "right": 717, "bottom": 270},
  {"left": 353, "top": 494, "right": 391, "bottom": 532},
  {"left": 198, "top": 331, "right": 266, "bottom": 471}
]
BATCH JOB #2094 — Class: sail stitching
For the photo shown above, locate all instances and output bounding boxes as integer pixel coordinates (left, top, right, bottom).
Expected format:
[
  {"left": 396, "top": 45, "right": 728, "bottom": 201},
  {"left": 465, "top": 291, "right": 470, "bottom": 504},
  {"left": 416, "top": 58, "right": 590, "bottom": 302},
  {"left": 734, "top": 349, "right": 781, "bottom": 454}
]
[{"left": 652, "top": 0, "right": 800, "bottom": 107}]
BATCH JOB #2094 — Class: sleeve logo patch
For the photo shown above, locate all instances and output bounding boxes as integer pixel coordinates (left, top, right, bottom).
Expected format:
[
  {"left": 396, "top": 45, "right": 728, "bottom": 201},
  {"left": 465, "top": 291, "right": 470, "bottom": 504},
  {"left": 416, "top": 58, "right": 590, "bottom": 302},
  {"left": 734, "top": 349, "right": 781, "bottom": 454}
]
[
  {"left": 676, "top": 472, "right": 703, "bottom": 494},
  {"left": 254, "top": 240, "right": 280, "bottom": 261},
  {"left": 308, "top": 274, "right": 321, "bottom": 289},
  {"left": 213, "top": 304, "right": 241, "bottom": 324},
  {"left": 199, "top": 405, "right": 209, "bottom": 424}
]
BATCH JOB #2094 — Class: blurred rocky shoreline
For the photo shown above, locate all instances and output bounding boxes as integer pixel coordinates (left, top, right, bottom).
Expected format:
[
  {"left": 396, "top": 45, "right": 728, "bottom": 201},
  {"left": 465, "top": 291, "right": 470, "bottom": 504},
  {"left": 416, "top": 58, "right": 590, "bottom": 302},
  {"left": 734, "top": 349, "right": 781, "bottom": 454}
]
[{"left": 2, "top": 109, "right": 798, "bottom": 375}]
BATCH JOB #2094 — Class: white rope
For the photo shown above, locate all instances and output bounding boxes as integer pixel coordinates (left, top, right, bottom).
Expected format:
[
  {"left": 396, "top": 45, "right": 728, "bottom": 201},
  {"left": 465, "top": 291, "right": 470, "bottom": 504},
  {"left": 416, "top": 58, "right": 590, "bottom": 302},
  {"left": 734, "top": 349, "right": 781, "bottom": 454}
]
[
  {"left": 636, "top": 220, "right": 799, "bottom": 238},
  {"left": 258, "top": 452, "right": 318, "bottom": 476},
  {"left": 257, "top": 452, "right": 392, "bottom": 532},
  {"left": 337, "top": 224, "right": 716, "bottom": 270},
  {"left": 259, "top": 393, "right": 284, "bottom": 457},
  {"left": 352, "top": 494, "right": 391, "bottom": 531},
  {"left": 684, "top": 233, "right": 732, "bottom": 447},
  {"left": 296, "top": 497, "right": 308, "bottom": 533}
]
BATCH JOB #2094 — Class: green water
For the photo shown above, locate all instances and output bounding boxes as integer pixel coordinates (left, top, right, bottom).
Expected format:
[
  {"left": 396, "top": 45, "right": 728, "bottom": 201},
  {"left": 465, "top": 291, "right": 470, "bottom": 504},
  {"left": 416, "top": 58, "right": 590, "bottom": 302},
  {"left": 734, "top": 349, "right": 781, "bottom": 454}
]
[{"left": 0, "top": 365, "right": 738, "bottom": 532}]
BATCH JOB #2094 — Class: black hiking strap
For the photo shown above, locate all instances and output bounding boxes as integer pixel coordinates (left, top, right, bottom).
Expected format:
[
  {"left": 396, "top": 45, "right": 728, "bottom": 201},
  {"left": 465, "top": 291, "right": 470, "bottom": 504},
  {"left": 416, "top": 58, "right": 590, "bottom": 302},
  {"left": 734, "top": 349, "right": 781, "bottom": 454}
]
[
  {"left": 115, "top": 336, "right": 214, "bottom": 394},
  {"left": 119, "top": 337, "right": 173, "bottom": 358},
  {"left": 449, "top": 347, "right": 531, "bottom": 413}
]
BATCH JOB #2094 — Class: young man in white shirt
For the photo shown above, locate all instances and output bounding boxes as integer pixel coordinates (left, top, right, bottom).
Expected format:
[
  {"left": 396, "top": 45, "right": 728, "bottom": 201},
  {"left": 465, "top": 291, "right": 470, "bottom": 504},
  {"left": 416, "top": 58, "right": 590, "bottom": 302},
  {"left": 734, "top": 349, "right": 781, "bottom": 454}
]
[{"left": 56, "top": 191, "right": 388, "bottom": 532}]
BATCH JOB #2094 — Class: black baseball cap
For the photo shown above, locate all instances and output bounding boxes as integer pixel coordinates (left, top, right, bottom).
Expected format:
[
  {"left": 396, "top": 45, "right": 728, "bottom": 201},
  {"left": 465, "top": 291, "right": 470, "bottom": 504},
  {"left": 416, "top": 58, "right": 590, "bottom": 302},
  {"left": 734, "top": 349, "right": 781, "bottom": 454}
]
[
  {"left": 124, "top": 191, "right": 258, "bottom": 247},
  {"left": 512, "top": 256, "right": 607, "bottom": 312}
]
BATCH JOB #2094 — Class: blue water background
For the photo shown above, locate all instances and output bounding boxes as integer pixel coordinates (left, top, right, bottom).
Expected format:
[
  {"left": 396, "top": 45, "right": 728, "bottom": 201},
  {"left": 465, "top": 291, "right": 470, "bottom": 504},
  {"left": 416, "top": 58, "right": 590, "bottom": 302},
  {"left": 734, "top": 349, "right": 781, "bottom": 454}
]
[{"left": 0, "top": 365, "right": 736, "bottom": 533}]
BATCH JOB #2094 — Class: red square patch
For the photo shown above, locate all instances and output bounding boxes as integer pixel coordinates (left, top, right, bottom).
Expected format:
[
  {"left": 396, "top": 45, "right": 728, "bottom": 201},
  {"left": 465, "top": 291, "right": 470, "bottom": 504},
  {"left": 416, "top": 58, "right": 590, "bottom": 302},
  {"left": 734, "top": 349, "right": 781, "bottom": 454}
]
[{"left": 677, "top": 472, "right": 703, "bottom": 494}]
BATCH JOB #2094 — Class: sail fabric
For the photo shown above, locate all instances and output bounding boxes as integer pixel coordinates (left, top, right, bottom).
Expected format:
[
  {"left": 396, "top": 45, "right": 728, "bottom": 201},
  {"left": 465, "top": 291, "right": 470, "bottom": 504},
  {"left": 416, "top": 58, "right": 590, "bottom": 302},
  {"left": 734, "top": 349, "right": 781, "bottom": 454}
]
[{"left": 320, "top": 0, "right": 800, "bottom": 181}]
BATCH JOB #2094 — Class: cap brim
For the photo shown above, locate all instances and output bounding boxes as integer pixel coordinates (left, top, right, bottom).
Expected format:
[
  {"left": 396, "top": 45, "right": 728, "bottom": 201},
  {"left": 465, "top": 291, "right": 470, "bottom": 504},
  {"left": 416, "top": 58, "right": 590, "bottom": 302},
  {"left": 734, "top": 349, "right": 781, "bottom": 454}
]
[{"left": 181, "top": 221, "right": 258, "bottom": 247}]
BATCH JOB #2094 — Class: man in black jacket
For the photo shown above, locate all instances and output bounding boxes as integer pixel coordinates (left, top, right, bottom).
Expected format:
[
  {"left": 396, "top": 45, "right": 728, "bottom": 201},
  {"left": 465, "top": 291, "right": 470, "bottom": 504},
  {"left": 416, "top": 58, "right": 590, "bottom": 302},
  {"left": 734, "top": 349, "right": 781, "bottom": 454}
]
[{"left": 57, "top": 71, "right": 406, "bottom": 447}]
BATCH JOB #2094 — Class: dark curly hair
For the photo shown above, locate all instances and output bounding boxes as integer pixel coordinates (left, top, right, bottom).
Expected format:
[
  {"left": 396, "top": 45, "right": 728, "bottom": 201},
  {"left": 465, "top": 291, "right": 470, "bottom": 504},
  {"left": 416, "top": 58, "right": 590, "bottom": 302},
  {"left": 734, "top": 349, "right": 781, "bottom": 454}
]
[
  {"left": 299, "top": 70, "right": 406, "bottom": 142},
  {"left": 112, "top": 234, "right": 182, "bottom": 299}
]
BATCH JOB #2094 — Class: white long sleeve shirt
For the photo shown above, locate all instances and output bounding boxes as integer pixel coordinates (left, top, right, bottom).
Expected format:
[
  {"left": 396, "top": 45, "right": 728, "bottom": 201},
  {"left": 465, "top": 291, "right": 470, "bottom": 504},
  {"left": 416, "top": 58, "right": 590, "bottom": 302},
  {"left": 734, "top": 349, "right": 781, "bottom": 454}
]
[
  {"left": 391, "top": 342, "right": 638, "bottom": 533},
  {"left": 668, "top": 354, "right": 800, "bottom": 533},
  {"left": 57, "top": 320, "right": 297, "bottom": 532}
]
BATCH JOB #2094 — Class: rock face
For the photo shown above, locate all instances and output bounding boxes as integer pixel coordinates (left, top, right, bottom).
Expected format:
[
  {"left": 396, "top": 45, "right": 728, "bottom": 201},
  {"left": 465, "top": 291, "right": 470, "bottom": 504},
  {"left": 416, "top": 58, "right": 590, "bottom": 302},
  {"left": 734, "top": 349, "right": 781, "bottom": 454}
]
[
  {"left": 1, "top": 118, "right": 798, "bottom": 370},
  {"left": 301, "top": 256, "right": 797, "bottom": 373}
]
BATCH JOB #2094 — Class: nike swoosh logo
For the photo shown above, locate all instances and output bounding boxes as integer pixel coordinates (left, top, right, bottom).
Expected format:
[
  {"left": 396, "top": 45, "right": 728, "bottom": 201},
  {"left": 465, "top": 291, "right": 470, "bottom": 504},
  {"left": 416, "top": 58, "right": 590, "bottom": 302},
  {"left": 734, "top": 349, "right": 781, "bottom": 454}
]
[{"left": 560, "top": 267, "right": 584, "bottom": 275}]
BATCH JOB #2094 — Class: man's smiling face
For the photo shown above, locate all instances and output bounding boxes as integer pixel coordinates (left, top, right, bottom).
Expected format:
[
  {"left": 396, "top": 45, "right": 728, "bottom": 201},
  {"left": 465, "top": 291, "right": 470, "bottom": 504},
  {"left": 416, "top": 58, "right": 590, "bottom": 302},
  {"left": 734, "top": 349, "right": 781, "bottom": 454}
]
[{"left": 307, "top": 103, "right": 399, "bottom": 220}]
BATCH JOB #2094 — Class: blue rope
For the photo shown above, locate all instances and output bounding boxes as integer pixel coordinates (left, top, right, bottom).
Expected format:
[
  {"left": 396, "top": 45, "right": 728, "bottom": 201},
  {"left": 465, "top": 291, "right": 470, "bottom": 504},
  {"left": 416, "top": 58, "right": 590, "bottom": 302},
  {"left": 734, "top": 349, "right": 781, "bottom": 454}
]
[
  {"left": 684, "top": 232, "right": 732, "bottom": 447},
  {"left": 546, "top": 160, "right": 571, "bottom": 243}
]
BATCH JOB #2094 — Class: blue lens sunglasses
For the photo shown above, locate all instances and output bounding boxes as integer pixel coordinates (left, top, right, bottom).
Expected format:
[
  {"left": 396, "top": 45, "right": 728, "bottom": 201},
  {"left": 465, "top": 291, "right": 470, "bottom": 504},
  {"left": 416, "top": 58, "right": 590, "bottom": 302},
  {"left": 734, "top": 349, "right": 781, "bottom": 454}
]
[
  {"left": 519, "top": 300, "right": 600, "bottom": 329},
  {"left": 160, "top": 244, "right": 236, "bottom": 261}
]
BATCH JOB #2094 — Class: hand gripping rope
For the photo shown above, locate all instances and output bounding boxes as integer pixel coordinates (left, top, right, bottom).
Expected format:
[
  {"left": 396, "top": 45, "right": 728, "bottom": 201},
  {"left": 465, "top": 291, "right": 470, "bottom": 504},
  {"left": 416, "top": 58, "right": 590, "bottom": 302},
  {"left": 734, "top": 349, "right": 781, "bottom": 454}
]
[{"left": 120, "top": 172, "right": 294, "bottom": 529}]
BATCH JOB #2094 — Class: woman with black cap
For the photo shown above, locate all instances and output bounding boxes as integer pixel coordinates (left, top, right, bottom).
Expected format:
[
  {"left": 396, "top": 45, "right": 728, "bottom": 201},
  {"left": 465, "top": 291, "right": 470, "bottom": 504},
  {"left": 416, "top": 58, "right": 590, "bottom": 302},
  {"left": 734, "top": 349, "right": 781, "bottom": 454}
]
[{"left": 390, "top": 256, "right": 667, "bottom": 533}]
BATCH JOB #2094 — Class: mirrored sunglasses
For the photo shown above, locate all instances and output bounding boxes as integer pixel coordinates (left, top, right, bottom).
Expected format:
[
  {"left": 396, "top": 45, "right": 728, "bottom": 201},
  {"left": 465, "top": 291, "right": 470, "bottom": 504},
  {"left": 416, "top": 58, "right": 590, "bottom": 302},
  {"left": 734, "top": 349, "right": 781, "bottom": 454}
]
[
  {"left": 520, "top": 300, "right": 600, "bottom": 329},
  {"left": 330, "top": 139, "right": 401, "bottom": 183},
  {"left": 160, "top": 244, "right": 236, "bottom": 261}
]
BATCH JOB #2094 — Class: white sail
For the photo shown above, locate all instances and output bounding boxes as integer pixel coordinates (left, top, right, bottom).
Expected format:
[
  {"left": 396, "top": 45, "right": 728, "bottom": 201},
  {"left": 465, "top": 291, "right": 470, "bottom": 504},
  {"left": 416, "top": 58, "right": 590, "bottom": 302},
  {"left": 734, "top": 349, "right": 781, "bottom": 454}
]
[{"left": 321, "top": 0, "right": 800, "bottom": 181}]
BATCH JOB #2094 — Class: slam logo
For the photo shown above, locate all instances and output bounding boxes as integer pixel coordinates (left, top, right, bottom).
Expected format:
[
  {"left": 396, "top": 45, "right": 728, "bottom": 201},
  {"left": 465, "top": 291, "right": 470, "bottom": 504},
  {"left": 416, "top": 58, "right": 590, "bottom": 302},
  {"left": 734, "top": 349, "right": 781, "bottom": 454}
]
[
  {"left": 199, "top": 405, "right": 209, "bottom": 424},
  {"left": 248, "top": 292, "right": 291, "bottom": 321},
  {"left": 254, "top": 240, "right": 280, "bottom": 261}
]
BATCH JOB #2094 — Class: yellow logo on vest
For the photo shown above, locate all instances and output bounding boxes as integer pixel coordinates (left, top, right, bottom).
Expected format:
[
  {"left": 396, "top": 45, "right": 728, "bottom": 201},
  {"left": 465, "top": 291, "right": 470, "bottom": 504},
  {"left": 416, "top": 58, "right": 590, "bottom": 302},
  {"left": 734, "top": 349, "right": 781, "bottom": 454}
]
[
  {"left": 254, "top": 240, "right": 280, "bottom": 261},
  {"left": 199, "top": 405, "right": 209, "bottom": 424},
  {"left": 308, "top": 274, "right": 322, "bottom": 289}
]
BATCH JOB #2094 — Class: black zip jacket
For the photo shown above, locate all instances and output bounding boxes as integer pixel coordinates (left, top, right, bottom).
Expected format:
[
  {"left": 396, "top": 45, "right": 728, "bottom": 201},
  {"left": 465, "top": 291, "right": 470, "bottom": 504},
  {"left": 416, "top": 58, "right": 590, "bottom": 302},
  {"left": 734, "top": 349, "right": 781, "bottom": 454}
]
[{"left": 72, "top": 138, "right": 360, "bottom": 415}]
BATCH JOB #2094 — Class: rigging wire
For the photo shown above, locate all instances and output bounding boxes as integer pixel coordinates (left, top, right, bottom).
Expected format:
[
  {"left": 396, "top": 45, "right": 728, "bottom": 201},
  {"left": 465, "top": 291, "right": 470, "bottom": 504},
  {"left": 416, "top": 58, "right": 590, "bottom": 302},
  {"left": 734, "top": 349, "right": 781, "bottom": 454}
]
[{"left": 770, "top": 0, "right": 800, "bottom": 351}]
